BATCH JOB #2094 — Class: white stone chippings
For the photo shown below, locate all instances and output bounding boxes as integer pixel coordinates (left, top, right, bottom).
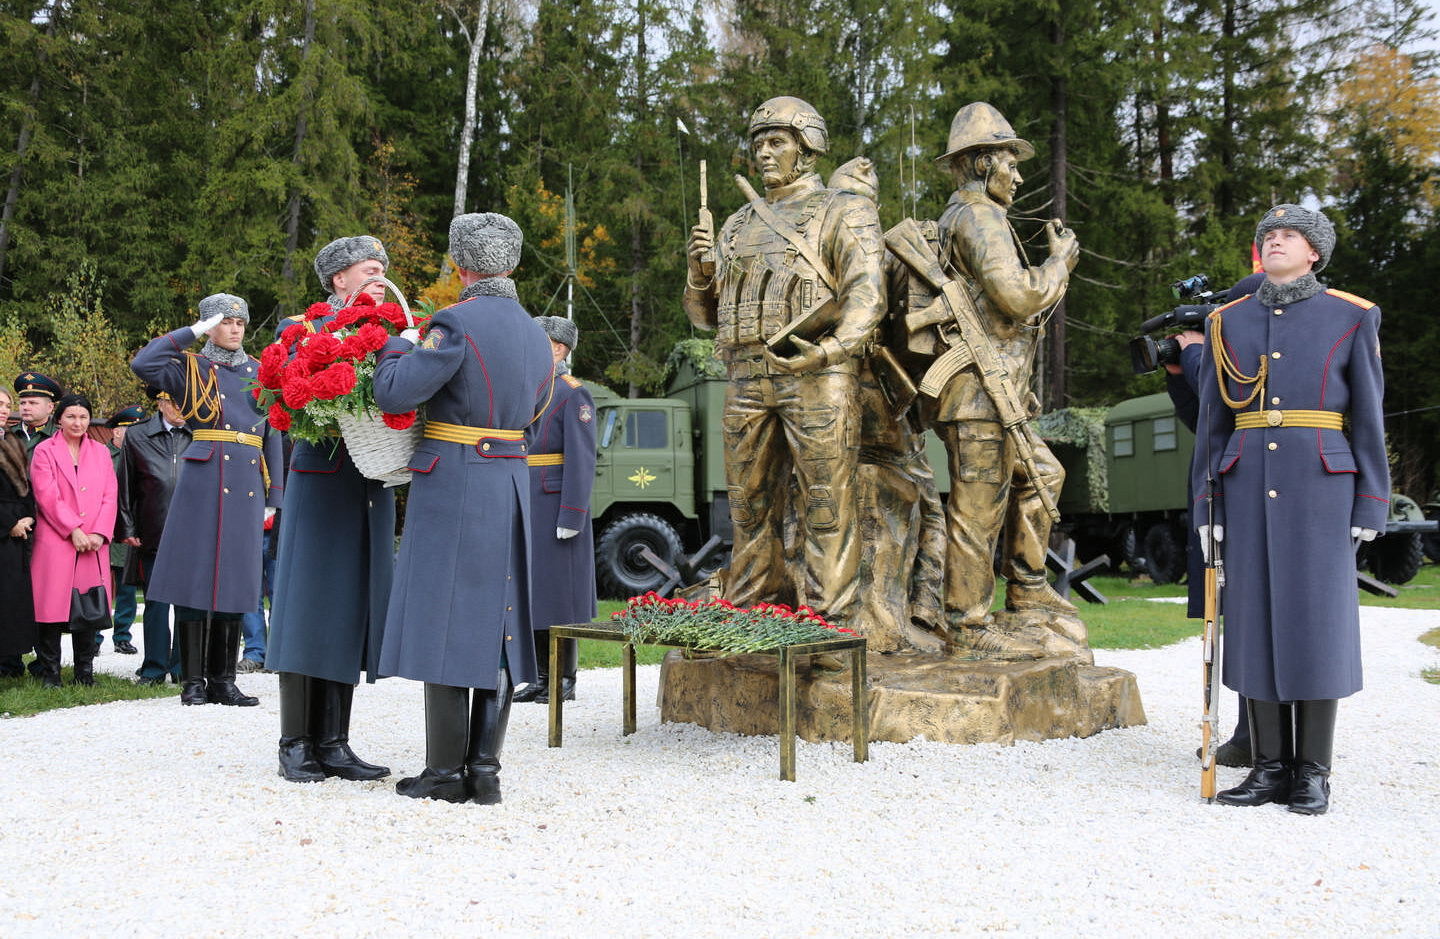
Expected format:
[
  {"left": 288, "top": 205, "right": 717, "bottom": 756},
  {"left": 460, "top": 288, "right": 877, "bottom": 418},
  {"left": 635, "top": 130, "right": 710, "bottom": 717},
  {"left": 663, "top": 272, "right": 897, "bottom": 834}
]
[{"left": 2, "top": 607, "right": 1438, "bottom": 936}]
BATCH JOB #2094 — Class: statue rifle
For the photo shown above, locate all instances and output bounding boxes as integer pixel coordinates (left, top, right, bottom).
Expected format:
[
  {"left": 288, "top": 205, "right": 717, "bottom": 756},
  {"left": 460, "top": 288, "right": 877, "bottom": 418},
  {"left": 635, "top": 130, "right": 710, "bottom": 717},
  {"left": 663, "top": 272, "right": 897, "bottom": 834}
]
[
  {"left": 1200, "top": 406, "right": 1224, "bottom": 803},
  {"left": 885, "top": 217, "right": 1060, "bottom": 524}
]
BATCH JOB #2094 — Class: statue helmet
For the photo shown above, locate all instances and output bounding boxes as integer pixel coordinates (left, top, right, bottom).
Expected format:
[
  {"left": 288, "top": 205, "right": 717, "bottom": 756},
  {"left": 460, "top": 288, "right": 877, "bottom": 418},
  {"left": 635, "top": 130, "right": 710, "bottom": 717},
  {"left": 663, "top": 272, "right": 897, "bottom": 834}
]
[
  {"left": 935, "top": 102, "right": 1034, "bottom": 164},
  {"left": 748, "top": 96, "right": 829, "bottom": 155}
]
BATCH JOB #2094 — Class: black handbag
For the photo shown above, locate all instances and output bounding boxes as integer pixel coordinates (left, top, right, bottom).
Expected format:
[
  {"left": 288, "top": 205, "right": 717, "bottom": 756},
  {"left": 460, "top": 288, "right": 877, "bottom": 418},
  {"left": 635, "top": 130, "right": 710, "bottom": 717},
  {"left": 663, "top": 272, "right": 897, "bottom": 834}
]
[{"left": 68, "top": 551, "right": 110, "bottom": 633}]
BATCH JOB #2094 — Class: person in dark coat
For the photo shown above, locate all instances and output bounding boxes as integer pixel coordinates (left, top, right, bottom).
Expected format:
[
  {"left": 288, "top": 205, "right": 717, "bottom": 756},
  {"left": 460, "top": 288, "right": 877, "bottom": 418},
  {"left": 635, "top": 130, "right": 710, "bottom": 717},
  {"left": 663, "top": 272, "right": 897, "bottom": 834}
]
[
  {"left": 1193, "top": 205, "right": 1387, "bottom": 816},
  {"left": 117, "top": 388, "right": 193, "bottom": 685},
  {"left": 266, "top": 234, "right": 396, "bottom": 784},
  {"left": 131, "top": 294, "right": 284, "bottom": 707},
  {"left": 100, "top": 404, "right": 145, "bottom": 656},
  {"left": 373, "top": 212, "right": 555, "bottom": 805},
  {"left": 512, "top": 316, "right": 598, "bottom": 705},
  {"left": 12, "top": 372, "right": 59, "bottom": 454},
  {"left": 0, "top": 386, "right": 37, "bottom": 670}
]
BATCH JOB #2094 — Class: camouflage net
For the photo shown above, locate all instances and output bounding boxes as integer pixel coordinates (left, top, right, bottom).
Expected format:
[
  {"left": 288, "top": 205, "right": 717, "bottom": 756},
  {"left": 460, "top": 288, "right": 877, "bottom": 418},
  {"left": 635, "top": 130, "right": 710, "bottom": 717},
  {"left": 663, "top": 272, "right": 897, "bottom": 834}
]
[{"left": 665, "top": 337, "right": 726, "bottom": 380}]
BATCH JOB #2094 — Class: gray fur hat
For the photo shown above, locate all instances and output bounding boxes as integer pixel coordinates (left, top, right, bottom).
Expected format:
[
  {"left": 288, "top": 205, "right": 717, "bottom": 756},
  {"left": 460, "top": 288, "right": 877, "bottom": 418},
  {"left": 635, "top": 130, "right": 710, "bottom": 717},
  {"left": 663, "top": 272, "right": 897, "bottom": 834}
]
[
  {"left": 313, "top": 235, "right": 389, "bottom": 294},
  {"left": 450, "top": 213, "right": 522, "bottom": 276},
  {"left": 535, "top": 315, "right": 579, "bottom": 351},
  {"left": 199, "top": 293, "right": 249, "bottom": 323},
  {"left": 1255, "top": 204, "right": 1336, "bottom": 273}
]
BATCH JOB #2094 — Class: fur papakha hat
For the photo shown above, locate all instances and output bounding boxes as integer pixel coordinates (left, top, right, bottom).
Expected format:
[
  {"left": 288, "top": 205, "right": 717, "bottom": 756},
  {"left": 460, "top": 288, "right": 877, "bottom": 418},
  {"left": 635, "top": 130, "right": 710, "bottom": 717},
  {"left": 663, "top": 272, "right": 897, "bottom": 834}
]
[
  {"left": 450, "top": 213, "right": 522, "bottom": 276},
  {"left": 313, "top": 235, "right": 389, "bottom": 295},
  {"left": 535, "top": 316, "right": 579, "bottom": 351},
  {"left": 1255, "top": 204, "right": 1336, "bottom": 273},
  {"left": 199, "top": 293, "right": 249, "bottom": 323}
]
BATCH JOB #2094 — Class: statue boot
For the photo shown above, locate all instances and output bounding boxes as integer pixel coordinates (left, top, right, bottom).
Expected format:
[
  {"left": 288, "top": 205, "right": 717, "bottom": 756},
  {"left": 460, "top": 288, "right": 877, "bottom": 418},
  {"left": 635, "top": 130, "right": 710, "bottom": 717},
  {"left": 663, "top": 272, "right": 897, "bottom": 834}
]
[
  {"left": 277, "top": 671, "right": 324, "bottom": 782},
  {"left": 396, "top": 683, "right": 469, "bottom": 803},
  {"left": 946, "top": 614, "right": 1051, "bottom": 661},
  {"left": 1288, "top": 699, "right": 1337, "bottom": 816},
  {"left": 1217, "top": 699, "right": 1293, "bottom": 807},
  {"left": 314, "top": 678, "right": 390, "bottom": 781},
  {"left": 464, "top": 669, "right": 514, "bottom": 805}
]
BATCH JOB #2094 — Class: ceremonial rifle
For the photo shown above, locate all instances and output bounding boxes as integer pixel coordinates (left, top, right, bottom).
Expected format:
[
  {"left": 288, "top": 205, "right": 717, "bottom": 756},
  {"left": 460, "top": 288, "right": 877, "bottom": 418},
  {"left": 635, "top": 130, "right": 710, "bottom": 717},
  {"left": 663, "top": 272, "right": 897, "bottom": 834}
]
[
  {"left": 884, "top": 217, "right": 1060, "bottom": 524},
  {"left": 1200, "top": 406, "right": 1224, "bottom": 802}
]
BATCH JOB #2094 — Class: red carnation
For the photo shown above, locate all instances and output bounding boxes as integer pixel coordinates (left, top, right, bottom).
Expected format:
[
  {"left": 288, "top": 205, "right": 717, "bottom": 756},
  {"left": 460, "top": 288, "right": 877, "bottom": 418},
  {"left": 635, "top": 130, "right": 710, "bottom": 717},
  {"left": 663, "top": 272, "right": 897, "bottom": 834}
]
[
  {"left": 330, "top": 307, "right": 364, "bottom": 330},
  {"left": 280, "top": 323, "right": 308, "bottom": 347},
  {"left": 304, "top": 302, "right": 332, "bottom": 321},
  {"left": 374, "top": 302, "right": 408, "bottom": 328},
  {"left": 351, "top": 292, "right": 376, "bottom": 307},
  {"left": 268, "top": 403, "right": 292, "bottom": 431},
  {"left": 356, "top": 322, "right": 390, "bottom": 352},
  {"left": 312, "top": 361, "right": 358, "bottom": 400},
  {"left": 381, "top": 410, "right": 417, "bottom": 430},
  {"left": 303, "top": 332, "right": 342, "bottom": 369},
  {"left": 258, "top": 345, "right": 287, "bottom": 388},
  {"left": 282, "top": 374, "right": 315, "bottom": 409}
]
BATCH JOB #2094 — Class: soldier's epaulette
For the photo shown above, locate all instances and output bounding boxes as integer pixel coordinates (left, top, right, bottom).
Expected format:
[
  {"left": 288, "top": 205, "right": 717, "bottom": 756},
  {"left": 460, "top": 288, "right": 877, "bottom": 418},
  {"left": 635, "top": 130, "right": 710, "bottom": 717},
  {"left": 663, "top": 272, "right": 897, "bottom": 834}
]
[
  {"left": 562, "top": 374, "right": 583, "bottom": 388},
  {"left": 1326, "top": 288, "right": 1376, "bottom": 310},
  {"left": 1209, "top": 294, "right": 1250, "bottom": 319},
  {"left": 282, "top": 313, "right": 306, "bottom": 323}
]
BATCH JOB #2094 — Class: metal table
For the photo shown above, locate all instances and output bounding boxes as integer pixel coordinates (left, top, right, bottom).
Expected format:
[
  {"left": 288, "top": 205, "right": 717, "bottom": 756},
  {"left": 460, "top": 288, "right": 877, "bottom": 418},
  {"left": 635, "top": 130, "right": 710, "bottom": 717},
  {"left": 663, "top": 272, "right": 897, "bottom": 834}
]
[{"left": 547, "top": 622, "right": 868, "bottom": 781}]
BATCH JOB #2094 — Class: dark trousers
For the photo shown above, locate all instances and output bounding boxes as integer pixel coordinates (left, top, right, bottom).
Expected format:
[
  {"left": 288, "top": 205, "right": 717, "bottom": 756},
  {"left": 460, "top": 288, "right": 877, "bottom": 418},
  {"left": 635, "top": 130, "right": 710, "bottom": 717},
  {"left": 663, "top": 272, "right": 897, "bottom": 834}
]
[{"left": 135, "top": 561, "right": 178, "bottom": 681}]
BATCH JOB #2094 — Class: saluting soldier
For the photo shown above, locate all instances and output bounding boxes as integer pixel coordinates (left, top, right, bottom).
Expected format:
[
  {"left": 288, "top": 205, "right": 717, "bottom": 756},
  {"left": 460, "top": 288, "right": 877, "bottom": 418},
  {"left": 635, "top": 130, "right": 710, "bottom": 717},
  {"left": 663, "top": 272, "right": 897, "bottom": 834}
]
[
  {"left": 1194, "top": 205, "right": 1387, "bottom": 816},
  {"left": 266, "top": 235, "right": 395, "bottom": 785},
  {"left": 131, "top": 294, "right": 284, "bottom": 707},
  {"left": 374, "top": 213, "right": 555, "bottom": 805},
  {"left": 512, "top": 315, "right": 598, "bottom": 705}
]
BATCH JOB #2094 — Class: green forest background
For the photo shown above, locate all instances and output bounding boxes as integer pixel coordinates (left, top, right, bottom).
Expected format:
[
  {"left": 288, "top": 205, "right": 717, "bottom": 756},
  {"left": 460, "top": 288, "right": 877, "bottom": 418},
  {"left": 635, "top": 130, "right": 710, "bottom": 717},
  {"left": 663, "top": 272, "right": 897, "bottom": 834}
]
[{"left": 2, "top": 0, "right": 1438, "bottom": 496}]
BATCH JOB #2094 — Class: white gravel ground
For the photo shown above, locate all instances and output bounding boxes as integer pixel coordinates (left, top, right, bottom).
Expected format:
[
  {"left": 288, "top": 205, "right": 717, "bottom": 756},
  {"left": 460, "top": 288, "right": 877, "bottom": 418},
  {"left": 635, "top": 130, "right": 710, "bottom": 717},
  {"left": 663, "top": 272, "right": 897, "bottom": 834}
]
[{"left": 2, "top": 603, "right": 1438, "bottom": 937}]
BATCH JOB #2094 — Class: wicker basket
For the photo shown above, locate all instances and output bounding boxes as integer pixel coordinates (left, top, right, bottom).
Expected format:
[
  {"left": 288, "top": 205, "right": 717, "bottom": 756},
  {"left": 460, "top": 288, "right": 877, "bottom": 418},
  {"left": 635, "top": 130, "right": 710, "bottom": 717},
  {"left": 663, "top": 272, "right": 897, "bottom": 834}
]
[{"left": 337, "top": 276, "right": 425, "bottom": 487}]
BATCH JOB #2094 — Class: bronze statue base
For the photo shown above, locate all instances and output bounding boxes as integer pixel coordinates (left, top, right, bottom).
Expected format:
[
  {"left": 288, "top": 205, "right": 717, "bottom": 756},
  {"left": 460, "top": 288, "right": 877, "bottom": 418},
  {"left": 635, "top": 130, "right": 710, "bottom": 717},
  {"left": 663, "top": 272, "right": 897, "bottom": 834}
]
[{"left": 658, "top": 649, "right": 1145, "bottom": 746}]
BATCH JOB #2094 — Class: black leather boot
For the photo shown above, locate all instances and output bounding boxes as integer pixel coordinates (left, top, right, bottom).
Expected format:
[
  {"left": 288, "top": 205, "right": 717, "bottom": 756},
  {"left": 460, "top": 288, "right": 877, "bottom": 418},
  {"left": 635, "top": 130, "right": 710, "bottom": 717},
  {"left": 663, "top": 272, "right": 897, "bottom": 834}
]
[
  {"left": 535, "top": 638, "right": 577, "bottom": 704},
  {"left": 34, "top": 624, "right": 63, "bottom": 688},
  {"left": 1217, "top": 699, "right": 1293, "bottom": 807},
  {"left": 512, "top": 630, "right": 549, "bottom": 703},
  {"left": 314, "top": 679, "right": 390, "bottom": 780},
  {"left": 206, "top": 619, "right": 258, "bottom": 706},
  {"left": 277, "top": 671, "right": 324, "bottom": 782},
  {"left": 465, "top": 669, "right": 514, "bottom": 805},
  {"left": 70, "top": 629, "right": 98, "bottom": 686},
  {"left": 396, "top": 683, "right": 469, "bottom": 803},
  {"left": 178, "top": 620, "right": 208, "bottom": 705},
  {"left": 1289, "top": 699, "right": 1337, "bottom": 816}
]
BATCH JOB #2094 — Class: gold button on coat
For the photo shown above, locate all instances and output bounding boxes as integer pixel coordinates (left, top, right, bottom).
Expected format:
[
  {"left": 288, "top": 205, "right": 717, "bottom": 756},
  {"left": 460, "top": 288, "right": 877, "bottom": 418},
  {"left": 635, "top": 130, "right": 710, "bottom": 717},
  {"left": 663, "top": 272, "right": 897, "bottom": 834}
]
[
  {"left": 1268, "top": 442, "right": 1278, "bottom": 450},
  {"left": 1271, "top": 351, "right": 1282, "bottom": 359},
  {"left": 1268, "top": 489, "right": 1278, "bottom": 498}
]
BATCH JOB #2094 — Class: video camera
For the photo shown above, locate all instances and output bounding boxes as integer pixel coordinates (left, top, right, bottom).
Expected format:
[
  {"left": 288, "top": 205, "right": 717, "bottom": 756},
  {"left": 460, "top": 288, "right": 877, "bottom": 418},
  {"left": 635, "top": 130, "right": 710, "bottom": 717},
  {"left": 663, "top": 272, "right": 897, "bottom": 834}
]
[{"left": 1129, "top": 274, "right": 1229, "bottom": 375}]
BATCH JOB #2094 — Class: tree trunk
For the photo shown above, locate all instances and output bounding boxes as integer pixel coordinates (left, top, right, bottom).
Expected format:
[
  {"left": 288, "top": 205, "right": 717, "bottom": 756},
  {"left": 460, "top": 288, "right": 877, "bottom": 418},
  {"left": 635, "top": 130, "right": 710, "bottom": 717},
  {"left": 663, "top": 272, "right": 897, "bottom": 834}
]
[
  {"left": 0, "top": 8, "right": 60, "bottom": 293},
  {"left": 627, "top": 3, "right": 647, "bottom": 399},
  {"left": 1046, "top": 14, "right": 1068, "bottom": 412},
  {"left": 280, "top": 0, "right": 317, "bottom": 314},
  {"left": 451, "top": 0, "right": 489, "bottom": 219}
]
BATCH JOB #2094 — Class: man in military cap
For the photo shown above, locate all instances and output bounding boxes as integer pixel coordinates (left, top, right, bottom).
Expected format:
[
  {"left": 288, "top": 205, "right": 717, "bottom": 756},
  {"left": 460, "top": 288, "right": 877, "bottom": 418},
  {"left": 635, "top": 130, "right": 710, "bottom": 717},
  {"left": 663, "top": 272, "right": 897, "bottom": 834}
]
[
  {"left": 929, "top": 102, "right": 1079, "bottom": 656},
  {"left": 684, "top": 96, "right": 884, "bottom": 627},
  {"left": 12, "top": 372, "right": 61, "bottom": 454}
]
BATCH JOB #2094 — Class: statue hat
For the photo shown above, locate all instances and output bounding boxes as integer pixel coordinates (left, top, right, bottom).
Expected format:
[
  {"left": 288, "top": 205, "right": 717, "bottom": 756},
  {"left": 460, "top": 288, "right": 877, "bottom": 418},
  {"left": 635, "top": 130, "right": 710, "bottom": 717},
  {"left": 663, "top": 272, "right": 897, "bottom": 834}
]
[{"left": 937, "top": 102, "right": 1035, "bottom": 164}]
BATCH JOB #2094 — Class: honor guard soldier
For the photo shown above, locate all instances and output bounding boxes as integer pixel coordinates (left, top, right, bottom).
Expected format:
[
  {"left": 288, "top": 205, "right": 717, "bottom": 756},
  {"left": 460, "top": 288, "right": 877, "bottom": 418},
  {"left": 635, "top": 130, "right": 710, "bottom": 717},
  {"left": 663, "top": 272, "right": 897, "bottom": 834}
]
[
  {"left": 513, "top": 315, "right": 598, "bottom": 705},
  {"left": 374, "top": 213, "right": 555, "bottom": 805},
  {"left": 131, "top": 294, "right": 284, "bottom": 707},
  {"left": 684, "top": 96, "right": 885, "bottom": 627},
  {"left": 1194, "top": 205, "right": 1387, "bottom": 816}
]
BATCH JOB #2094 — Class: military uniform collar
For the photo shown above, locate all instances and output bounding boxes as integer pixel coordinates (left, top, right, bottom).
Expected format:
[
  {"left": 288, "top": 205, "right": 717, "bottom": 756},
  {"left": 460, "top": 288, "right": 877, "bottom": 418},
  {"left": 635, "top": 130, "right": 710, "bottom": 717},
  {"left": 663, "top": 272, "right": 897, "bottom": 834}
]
[{"left": 762, "top": 173, "right": 824, "bottom": 204}]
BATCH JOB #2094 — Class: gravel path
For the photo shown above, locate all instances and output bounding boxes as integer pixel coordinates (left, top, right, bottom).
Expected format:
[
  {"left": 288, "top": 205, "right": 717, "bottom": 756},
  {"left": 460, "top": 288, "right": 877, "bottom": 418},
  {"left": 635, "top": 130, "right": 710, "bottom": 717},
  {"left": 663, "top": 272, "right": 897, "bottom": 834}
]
[{"left": 3, "top": 604, "right": 1438, "bottom": 937}]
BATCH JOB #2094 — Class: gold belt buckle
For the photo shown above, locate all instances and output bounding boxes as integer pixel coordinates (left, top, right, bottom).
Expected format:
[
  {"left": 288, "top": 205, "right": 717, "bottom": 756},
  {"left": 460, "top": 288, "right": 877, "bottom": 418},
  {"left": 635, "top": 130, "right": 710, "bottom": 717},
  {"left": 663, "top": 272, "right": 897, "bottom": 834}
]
[{"left": 1266, "top": 410, "right": 1283, "bottom": 427}]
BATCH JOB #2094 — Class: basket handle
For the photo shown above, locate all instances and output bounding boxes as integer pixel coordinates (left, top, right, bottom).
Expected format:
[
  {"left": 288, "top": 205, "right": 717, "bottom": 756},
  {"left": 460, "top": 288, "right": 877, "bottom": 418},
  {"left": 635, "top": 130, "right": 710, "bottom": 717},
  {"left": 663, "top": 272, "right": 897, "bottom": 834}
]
[{"left": 344, "top": 276, "right": 415, "bottom": 328}]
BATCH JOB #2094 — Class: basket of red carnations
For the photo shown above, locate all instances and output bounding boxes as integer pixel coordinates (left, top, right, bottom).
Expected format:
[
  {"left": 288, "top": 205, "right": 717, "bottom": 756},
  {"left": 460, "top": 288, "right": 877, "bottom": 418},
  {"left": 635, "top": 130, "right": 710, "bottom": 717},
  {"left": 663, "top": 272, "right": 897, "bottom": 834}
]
[{"left": 252, "top": 277, "right": 426, "bottom": 487}]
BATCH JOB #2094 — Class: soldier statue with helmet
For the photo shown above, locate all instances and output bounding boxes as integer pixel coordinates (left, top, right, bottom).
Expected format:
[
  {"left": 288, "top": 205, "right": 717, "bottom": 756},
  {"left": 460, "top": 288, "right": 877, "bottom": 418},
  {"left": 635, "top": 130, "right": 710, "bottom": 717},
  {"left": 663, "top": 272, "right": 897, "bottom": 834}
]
[{"left": 684, "top": 96, "right": 885, "bottom": 628}]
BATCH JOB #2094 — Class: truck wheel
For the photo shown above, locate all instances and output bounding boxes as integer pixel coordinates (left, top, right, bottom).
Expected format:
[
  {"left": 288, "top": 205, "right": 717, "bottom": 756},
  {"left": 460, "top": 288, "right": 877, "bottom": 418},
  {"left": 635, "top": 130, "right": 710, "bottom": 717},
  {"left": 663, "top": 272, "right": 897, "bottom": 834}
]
[
  {"left": 596, "top": 513, "right": 684, "bottom": 599},
  {"left": 1143, "top": 524, "right": 1185, "bottom": 585},
  {"left": 1368, "top": 532, "right": 1424, "bottom": 585},
  {"left": 1117, "top": 525, "right": 1144, "bottom": 576}
]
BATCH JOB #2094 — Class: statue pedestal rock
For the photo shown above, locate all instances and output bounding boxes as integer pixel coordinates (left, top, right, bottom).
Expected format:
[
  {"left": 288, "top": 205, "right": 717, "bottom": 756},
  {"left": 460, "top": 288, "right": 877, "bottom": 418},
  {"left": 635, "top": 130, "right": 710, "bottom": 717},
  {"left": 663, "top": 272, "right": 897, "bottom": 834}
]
[{"left": 658, "top": 647, "right": 1145, "bottom": 746}]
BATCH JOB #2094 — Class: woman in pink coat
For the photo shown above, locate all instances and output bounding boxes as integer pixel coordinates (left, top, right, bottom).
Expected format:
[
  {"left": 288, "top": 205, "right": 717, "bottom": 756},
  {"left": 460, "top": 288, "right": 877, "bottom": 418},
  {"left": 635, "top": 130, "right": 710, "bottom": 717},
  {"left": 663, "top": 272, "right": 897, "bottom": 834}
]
[{"left": 30, "top": 394, "right": 117, "bottom": 687}]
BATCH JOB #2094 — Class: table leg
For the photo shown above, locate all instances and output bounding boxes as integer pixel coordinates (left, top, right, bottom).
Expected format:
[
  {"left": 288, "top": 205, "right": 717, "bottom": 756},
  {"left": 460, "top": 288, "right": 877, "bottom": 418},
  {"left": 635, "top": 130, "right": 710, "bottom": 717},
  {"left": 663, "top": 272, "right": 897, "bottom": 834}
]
[
  {"left": 547, "top": 630, "right": 563, "bottom": 748},
  {"left": 850, "top": 647, "right": 868, "bottom": 763},
  {"left": 779, "top": 646, "right": 796, "bottom": 782},
  {"left": 623, "top": 642, "right": 636, "bottom": 735}
]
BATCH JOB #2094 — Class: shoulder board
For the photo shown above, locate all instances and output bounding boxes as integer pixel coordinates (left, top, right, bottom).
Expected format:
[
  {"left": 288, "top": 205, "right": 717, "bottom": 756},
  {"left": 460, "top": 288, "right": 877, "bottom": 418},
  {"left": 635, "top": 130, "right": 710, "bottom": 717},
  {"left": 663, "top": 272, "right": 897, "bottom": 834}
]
[
  {"left": 282, "top": 314, "right": 305, "bottom": 323},
  {"left": 562, "top": 374, "right": 583, "bottom": 388},
  {"left": 1210, "top": 294, "right": 1250, "bottom": 318},
  {"left": 1326, "top": 288, "right": 1376, "bottom": 310}
]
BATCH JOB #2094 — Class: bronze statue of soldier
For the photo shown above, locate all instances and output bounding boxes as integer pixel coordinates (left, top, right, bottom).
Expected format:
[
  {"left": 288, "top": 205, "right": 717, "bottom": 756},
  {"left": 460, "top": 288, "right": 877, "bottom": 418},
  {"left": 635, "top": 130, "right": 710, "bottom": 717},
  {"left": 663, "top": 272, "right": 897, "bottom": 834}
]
[
  {"left": 683, "top": 96, "right": 885, "bottom": 628},
  {"left": 925, "top": 102, "right": 1081, "bottom": 657}
]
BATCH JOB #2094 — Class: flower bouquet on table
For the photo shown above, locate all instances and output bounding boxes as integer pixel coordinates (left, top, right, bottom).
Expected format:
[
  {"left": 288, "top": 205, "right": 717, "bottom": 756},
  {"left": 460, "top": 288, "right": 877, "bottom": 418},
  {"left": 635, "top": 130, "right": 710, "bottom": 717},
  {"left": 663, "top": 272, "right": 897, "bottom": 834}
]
[
  {"left": 251, "top": 277, "right": 428, "bottom": 487},
  {"left": 610, "top": 592, "right": 860, "bottom": 654}
]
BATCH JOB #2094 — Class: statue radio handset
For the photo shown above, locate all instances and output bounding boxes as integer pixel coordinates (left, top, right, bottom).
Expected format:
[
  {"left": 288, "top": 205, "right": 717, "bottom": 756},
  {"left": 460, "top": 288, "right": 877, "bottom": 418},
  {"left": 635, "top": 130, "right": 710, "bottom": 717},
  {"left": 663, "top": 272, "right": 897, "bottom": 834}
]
[{"left": 697, "top": 160, "right": 716, "bottom": 275}]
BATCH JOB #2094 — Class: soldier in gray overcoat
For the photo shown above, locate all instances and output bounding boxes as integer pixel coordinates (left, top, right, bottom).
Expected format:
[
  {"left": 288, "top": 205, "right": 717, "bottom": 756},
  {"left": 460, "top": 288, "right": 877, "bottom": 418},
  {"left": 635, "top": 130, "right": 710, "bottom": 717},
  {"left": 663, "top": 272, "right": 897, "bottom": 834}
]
[
  {"left": 131, "top": 294, "right": 284, "bottom": 707},
  {"left": 373, "top": 212, "right": 555, "bottom": 805},
  {"left": 1193, "top": 205, "right": 1388, "bottom": 815},
  {"left": 265, "top": 235, "right": 395, "bottom": 784},
  {"left": 512, "top": 316, "right": 598, "bottom": 705}
]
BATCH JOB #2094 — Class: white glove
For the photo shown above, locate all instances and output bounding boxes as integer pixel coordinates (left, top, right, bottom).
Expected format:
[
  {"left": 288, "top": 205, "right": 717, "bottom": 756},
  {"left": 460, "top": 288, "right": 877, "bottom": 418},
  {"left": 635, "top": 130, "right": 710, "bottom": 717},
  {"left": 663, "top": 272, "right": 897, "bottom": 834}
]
[
  {"left": 190, "top": 312, "right": 225, "bottom": 337},
  {"left": 264, "top": 507, "right": 276, "bottom": 523},
  {"left": 557, "top": 527, "right": 579, "bottom": 540},
  {"left": 1197, "top": 524, "right": 1224, "bottom": 564},
  {"left": 400, "top": 328, "right": 420, "bottom": 345},
  {"left": 1351, "top": 526, "right": 1378, "bottom": 543}
]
